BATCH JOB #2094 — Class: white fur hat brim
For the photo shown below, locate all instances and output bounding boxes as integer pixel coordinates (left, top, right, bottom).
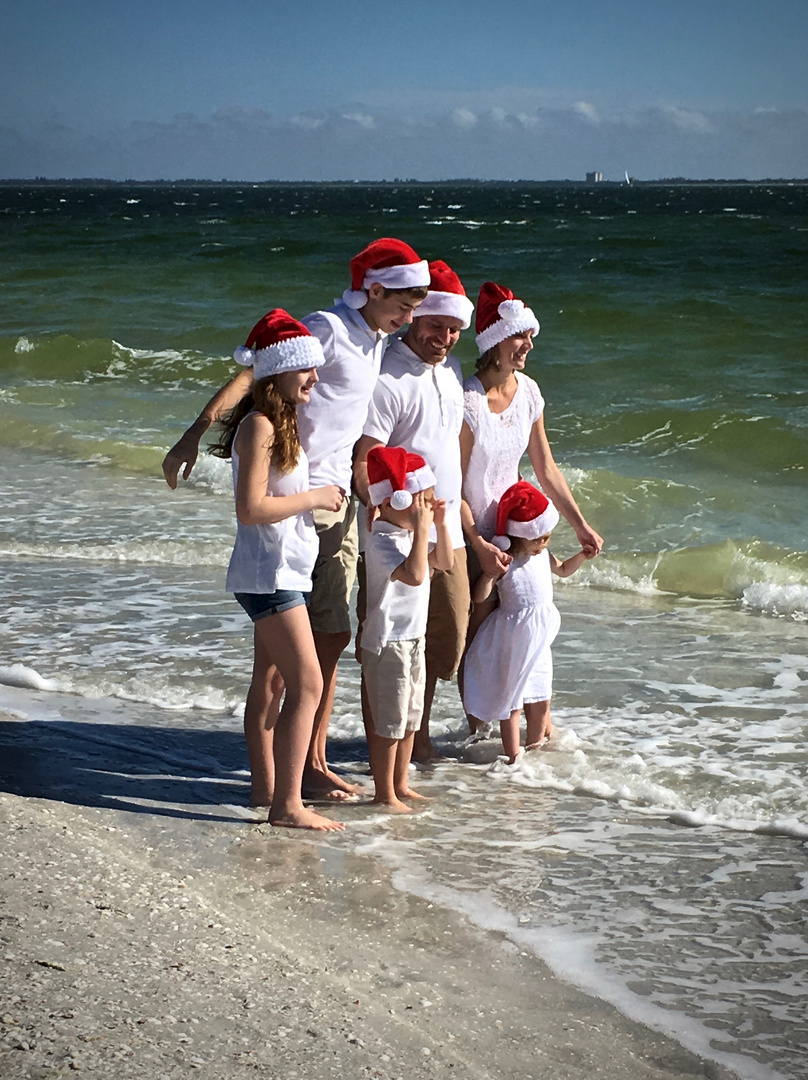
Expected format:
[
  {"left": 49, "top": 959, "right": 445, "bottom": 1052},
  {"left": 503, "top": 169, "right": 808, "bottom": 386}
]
[
  {"left": 414, "top": 290, "right": 474, "bottom": 329},
  {"left": 476, "top": 299, "right": 540, "bottom": 354},
  {"left": 234, "top": 335, "right": 325, "bottom": 378}
]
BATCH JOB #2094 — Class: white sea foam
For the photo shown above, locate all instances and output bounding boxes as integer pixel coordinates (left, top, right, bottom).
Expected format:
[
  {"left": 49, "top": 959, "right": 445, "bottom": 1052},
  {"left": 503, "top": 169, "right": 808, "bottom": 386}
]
[
  {"left": 743, "top": 580, "right": 808, "bottom": 620},
  {"left": 0, "top": 663, "right": 60, "bottom": 692}
]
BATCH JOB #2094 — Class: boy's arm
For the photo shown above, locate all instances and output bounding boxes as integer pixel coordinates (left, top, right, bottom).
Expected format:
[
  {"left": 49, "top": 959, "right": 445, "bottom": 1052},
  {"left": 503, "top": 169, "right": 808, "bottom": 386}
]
[
  {"left": 391, "top": 494, "right": 432, "bottom": 587},
  {"left": 162, "top": 367, "right": 255, "bottom": 488},
  {"left": 550, "top": 549, "right": 595, "bottom": 579},
  {"left": 428, "top": 498, "right": 454, "bottom": 572}
]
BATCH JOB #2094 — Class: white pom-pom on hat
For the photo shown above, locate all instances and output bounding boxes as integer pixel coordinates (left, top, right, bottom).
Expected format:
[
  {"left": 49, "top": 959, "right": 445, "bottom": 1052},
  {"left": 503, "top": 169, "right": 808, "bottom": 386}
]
[
  {"left": 233, "top": 345, "right": 256, "bottom": 366},
  {"left": 390, "top": 490, "right": 413, "bottom": 510},
  {"left": 491, "top": 535, "right": 512, "bottom": 551}
]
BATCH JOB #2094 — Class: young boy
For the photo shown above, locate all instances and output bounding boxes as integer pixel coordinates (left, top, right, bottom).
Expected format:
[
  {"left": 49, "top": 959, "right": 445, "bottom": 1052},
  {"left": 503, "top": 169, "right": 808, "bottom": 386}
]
[{"left": 361, "top": 446, "right": 453, "bottom": 812}]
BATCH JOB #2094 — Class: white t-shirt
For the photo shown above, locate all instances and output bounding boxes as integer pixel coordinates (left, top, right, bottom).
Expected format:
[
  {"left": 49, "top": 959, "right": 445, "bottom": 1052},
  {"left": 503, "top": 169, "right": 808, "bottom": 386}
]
[
  {"left": 362, "top": 336, "right": 465, "bottom": 548},
  {"left": 299, "top": 300, "right": 387, "bottom": 490},
  {"left": 361, "top": 521, "right": 431, "bottom": 654},
  {"left": 462, "top": 371, "right": 545, "bottom": 540},
  {"left": 226, "top": 426, "right": 318, "bottom": 594}
]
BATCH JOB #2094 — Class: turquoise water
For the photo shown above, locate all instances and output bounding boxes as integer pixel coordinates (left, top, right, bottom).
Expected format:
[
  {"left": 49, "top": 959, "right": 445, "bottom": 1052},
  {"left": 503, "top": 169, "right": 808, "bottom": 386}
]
[{"left": 1, "top": 182, "right": 807, "bottom": 1079}]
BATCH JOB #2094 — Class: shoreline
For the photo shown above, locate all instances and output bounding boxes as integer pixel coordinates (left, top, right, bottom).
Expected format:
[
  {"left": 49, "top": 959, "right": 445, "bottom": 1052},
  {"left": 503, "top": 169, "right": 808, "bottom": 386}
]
[{"left": 1, "top": 741, "right": 744, "bottom": 1080}]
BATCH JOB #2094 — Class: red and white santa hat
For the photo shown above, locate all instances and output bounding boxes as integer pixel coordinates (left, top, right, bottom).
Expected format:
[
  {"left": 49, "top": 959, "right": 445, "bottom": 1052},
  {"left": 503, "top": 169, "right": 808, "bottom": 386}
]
[
  {"left": 366, "top": 446, "right": 437, "bottom": 509},
  {"left": 413, "top": 260, "right": 474, "bottom": 329},
  {"left": 342, "top": 237, "right": 430, "bottom": 309},
  {"left": 492, "top": 480, "right": 559, "bottom": 551},
  {"left": 475, "top": 281, "right": 540, "bottom": 355},
  {"left": 233, "top": 309, "right": 325, "bottom": 379}
]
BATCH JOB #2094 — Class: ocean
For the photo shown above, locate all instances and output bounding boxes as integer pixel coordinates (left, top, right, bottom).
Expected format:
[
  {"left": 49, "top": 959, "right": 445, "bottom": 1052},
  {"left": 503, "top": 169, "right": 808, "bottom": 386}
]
[{"left": 1, "top": 181, "right": 807, "bottom": 1080}]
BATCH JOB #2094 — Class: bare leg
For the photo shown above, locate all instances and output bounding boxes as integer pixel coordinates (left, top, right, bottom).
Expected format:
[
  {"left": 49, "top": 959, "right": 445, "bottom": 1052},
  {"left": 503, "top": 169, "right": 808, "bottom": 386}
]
[
  {"left": 254, "top": 607, "right": 344, "bottom": 831},
  {"left": 394, "top": 732, "right": 427, "bottom": 801},
  {"left": 302, "top": 629, "right": 364, "bottom": 799},
  {"left": 412, "top": 667, "right": 439, "bottom": 763},
  {"left": 243, "top": 629, "right": 284, "bottom": 806},
  {"left": 459, "top": 598, "right": 497, "bottom": 733},
  {"left": 525, "top": 699, "right": 553, "bottom": 748},
  {"left": 368, "top": 731, "right": 411, "bottom": 813},
  {"left": 500, "top": 709, "right": 522, "bottom": 764}
]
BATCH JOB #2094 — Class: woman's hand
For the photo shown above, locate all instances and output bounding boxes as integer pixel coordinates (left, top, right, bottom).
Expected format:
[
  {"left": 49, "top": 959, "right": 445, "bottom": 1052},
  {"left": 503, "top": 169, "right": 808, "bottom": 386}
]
[{"left": 310, "top": 485, "right": 346, "bottom": 513}]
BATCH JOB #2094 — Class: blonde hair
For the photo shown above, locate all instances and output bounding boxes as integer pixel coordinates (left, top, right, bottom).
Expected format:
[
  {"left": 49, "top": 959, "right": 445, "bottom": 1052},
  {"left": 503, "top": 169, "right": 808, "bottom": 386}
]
[{"left": 209, "top": 375, "right": 301, "bottom": 474}]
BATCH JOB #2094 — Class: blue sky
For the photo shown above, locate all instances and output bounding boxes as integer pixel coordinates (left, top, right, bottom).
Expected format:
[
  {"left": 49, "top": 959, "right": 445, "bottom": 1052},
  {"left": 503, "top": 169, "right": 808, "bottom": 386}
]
[{"left": 2, "top": 0, "right": 807, "bottom": 180}]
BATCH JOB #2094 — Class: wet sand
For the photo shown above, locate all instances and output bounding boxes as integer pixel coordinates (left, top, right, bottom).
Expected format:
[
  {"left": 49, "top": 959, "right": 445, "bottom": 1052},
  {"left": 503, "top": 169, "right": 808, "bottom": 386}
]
[{"left": 0, "top": 711, "right": 741, "bottom": 1080}]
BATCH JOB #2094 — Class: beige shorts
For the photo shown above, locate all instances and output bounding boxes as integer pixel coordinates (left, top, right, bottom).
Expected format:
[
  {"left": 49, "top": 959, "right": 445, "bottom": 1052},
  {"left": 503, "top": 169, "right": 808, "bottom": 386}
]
[
  {"left": 308, "top": 497, "right": 359, "bottom": 636},
  {"left": 362, "top": 639, "right": 426, "bottom": 741},
  {"left": 425, "top": 546, "right": 470, "bottom": 681}
]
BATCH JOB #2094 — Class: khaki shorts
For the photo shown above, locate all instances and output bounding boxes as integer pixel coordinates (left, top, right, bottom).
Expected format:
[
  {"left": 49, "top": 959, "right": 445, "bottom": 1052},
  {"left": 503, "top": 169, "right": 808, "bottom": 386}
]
[
  {"left": 362, "top": 639, "right": 426, "bottom": 741},
  {"left": 425, "top": 546, "right": 470, "bottom": 681},
  {"left": 355, "top": 546, "right": 470, "bottom": 680},
  {"left": 308, "top": 497, "right": 359, "bottom": 636}
]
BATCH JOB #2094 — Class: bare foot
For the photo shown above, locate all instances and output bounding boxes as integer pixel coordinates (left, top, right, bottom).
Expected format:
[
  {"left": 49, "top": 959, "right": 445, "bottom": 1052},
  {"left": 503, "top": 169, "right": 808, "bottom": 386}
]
[
  {"left": 372, "top": 796, "right": 412, "bottom": 814},
  {"left": 269, "top": 805, "right": 345, "bottom": 831},
  {"left": 396, "top": 787, "right": 429, "bottom": 801},
  {"left": 303, "top": 766, "right": 365, "bottom": 800},
  {"left": 525, "top": 738, "right": 548, "bottom": 751}
]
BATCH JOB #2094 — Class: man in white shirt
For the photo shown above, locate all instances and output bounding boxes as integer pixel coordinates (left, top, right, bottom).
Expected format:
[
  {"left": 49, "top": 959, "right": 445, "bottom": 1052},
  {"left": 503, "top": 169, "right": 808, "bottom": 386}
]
[
  {"left": 162, "top": 238, "right": 430, "bottom": 802},
  {"left": 353, "top": 261, "right": 474, "bottom": 761}
]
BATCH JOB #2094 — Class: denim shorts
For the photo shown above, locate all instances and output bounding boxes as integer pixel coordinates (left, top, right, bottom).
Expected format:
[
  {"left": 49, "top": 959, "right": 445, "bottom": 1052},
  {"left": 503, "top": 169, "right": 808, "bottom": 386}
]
[{"left": 234, "top": 590, "right": 308, "bottom": 622}]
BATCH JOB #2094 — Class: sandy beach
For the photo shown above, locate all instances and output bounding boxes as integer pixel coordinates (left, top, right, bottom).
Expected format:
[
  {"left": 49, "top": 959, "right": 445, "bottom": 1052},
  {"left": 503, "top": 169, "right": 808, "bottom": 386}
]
[{"left": 0, "top": 709, "right": 744, "bottom": 1080}]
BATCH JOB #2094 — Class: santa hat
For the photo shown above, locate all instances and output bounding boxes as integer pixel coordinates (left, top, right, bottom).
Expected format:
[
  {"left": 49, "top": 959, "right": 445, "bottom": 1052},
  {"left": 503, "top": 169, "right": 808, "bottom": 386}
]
[
  {"left": 413, "top": 260, "right": 474, "bottom": 329},
  {"left": 233, "top": 309, "right": 325, "bottom": 379},
  {"left": 342, "top": 238, "right": 430, "bottom": 309},
  {"left": 475, "top": 281, "right": 540, "bottom": 355},
  {"left": 366, "top": 446, "right": 437, "bottom": 510},
  {"left": 492, "top": 481, "right": 559, "bottom": 551}
]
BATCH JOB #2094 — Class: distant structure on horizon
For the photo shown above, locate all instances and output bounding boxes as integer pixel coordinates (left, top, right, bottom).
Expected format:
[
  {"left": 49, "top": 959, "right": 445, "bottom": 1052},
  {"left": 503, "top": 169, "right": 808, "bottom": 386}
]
[{"left": 585, "top": 171, "right": 603, "bottom": 183}]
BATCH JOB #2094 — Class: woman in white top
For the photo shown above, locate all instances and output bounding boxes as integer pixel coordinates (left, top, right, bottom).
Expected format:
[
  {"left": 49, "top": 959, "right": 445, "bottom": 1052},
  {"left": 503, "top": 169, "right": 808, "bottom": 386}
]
[
  {"left": 460, "top": 283, "right": 603, "bottom": 732},
  {"left": 212, "top": 310, "right": 345, "bottom": 831}
]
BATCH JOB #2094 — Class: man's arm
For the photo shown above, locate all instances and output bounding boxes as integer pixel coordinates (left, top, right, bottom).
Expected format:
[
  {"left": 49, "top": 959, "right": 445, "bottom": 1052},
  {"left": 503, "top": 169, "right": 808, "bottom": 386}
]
[{"left": 162, "top": 367, "right": 255, "bottom": 488}]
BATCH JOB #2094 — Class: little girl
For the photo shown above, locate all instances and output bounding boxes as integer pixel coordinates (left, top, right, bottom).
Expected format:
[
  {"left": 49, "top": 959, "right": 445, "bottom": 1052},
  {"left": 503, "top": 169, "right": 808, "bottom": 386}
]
[
  {"left": 211, "top": 309, "right": 345, "bottom": 831},
  {"left": 462, "top": 480, "right": 595, "bottom": 763}
]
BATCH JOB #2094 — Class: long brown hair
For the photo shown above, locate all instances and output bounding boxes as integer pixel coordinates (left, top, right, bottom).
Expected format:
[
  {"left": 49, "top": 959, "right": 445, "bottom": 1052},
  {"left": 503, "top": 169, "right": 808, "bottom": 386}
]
[{"left": 209, "top": 375, "right": 301, "bottom": 474}]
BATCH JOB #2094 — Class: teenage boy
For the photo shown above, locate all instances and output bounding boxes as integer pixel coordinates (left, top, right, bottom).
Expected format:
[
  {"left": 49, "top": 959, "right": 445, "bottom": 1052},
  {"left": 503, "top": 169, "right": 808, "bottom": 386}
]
[
  {"left": 361, "top": 446, "right": 453, "bottom": 811},
  {"left": 162, "top": 238, "right": 430, "bottom": 802},
  {"left": 353, "top": 261, "right": 474, "bottom": 761}
]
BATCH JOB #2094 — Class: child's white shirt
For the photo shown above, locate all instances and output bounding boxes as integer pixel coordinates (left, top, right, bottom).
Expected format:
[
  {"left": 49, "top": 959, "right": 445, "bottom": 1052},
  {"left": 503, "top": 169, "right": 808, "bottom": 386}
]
[{"left": 361, "top": 520, "right": 432, "bottom": 655}]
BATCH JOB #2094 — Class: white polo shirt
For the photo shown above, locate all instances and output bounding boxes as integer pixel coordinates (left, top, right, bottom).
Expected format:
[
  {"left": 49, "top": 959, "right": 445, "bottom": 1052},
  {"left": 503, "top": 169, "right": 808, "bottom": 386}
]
[
  {"left": 299, "top": 300, "right": 387, "bottom": 490},
  {"left": 362, "top": 521, "right": 432, "bottom": 654},
  {"left": 362, "top": 335, "right": 465, "bottom": 548}
]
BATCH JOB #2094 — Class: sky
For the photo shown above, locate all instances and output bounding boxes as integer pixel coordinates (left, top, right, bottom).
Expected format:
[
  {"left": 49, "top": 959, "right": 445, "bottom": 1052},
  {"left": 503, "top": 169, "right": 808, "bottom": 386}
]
[{"left": 2, "top": 0, "right": 807, "bottom": 181}]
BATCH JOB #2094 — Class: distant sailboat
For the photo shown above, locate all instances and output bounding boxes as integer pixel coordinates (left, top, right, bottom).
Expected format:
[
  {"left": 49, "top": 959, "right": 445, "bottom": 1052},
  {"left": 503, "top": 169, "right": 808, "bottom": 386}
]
[{"left": 624, "top": 170, "right": 631, "bottom": 185}]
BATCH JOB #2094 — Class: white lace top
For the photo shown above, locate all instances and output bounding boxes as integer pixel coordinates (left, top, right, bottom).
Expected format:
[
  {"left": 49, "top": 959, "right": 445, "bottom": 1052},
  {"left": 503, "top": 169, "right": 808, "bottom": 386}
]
[{"left": 462, "top": 372, "right": 545, "bottom": 540}]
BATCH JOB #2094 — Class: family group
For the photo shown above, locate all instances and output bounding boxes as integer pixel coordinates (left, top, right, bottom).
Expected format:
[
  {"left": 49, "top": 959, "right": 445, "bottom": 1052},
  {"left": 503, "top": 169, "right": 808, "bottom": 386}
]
[{"left": 162, "top": 238, "right": 603, "bottom": 830}]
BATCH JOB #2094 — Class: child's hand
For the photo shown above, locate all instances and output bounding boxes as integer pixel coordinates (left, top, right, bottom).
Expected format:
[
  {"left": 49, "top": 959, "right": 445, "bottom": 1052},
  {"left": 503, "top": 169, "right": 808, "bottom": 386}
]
[
  {"left": 431, "top": 496, "right": 447, "bottom": 527},
  {"left": 311, "top": 485, "right": 345, "bottom": 513},
  {"left": 409, "top": 490, "right": 434, "bottom": 531}
]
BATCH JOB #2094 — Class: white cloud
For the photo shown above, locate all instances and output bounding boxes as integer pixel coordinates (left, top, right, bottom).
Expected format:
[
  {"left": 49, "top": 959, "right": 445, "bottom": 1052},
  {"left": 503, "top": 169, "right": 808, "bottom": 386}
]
[
  {"left": 662, "top": 106, "right": 714, "bottom": 135},
  {"left": 451, "top": 108, "right": 477, "bottom": 130},
  {"left": 341, "top": 112, "right": 375, "bottom": 130},
  {"left": 574, "top": 101, "right": 601, "bottom": 123}
]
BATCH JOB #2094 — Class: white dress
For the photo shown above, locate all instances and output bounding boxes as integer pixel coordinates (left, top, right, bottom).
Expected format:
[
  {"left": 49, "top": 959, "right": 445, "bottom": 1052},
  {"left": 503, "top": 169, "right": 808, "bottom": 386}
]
[
  {"left": 462, "top": 550, "right": 561, "bottom": 722},
  {"left": 463, "top": 372, "right": 545, "bottom": 541}
]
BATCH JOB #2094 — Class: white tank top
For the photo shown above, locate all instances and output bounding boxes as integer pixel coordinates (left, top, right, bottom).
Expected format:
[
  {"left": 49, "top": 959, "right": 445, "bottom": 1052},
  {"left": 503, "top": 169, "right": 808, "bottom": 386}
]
[{"left": 225, "top": 418, "right": 318, "bottom": 594}]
